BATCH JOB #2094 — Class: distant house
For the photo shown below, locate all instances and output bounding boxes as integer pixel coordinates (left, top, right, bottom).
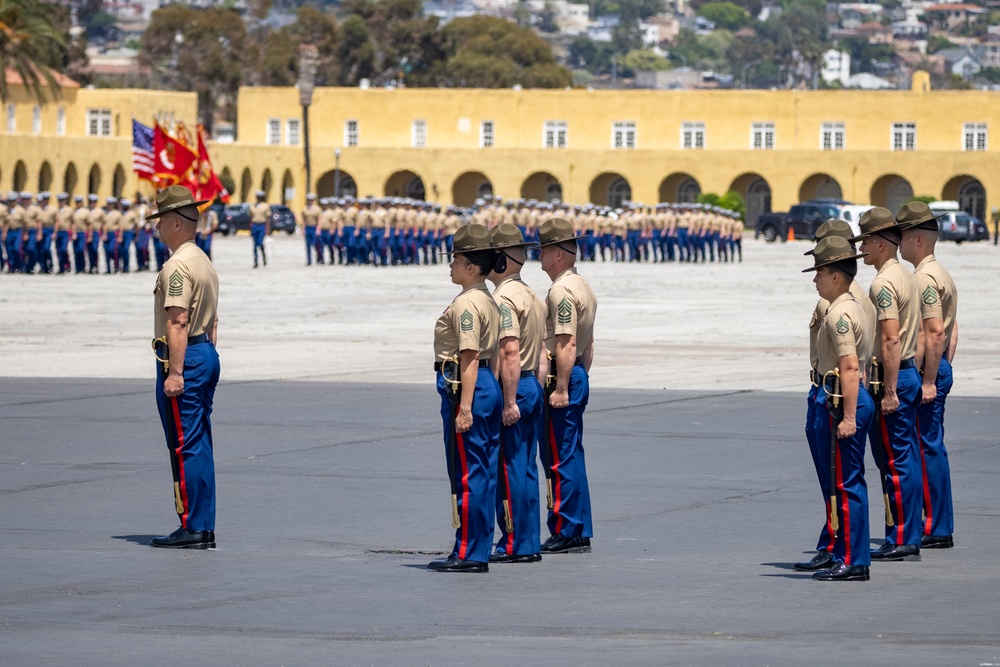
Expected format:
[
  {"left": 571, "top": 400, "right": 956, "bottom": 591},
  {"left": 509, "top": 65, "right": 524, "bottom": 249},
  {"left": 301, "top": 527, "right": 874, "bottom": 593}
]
[
  {"left": 923, "top": 4, "right": 987, "bottom": 31},
  {"left": 855, "top": 21, "right": 893, "bottom": 45},
  {"left": 937, "top": 46, "right": 984, "bottom": 79},
  {"left": 892, "top": 20, "right": 928, "bottom": 40},
  {"left": 822, "top": 49, "right": 851, "bottom": 85},
  {"left": 837, "top": 3, "right": 884, "bottom": 30},
  {"left": 423, "top": 0, "right": 480, "bottom": 24}
]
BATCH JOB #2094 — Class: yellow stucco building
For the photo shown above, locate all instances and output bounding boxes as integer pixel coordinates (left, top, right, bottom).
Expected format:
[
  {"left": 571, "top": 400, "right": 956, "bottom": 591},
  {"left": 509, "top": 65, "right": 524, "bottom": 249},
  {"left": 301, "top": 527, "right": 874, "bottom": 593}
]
[{"left": 2, "top": 70, "right": 995, "bottom": 226}]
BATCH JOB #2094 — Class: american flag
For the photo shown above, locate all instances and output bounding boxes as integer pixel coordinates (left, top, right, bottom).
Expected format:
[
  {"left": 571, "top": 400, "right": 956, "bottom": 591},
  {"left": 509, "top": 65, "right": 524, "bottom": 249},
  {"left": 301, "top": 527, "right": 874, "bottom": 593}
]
[{"left": 132, "top": 120, "right": 155, "bottom": 180}]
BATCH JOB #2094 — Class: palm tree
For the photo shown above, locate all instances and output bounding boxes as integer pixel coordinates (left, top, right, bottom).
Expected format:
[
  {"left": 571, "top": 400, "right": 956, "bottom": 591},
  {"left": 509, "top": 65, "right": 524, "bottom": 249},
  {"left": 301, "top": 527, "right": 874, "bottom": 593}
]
[{"left": 0, "top": 0, "right": 65, "bottom": 104}]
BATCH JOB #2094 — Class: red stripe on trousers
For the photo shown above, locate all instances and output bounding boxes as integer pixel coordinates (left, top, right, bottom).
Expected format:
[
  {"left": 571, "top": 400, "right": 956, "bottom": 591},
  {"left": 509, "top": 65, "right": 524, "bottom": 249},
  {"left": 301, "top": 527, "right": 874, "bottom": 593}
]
[
  {"left": 824, "top": 415, "right": 836, "bottom": 551},
  {"left": 502, "top": 447, "right": 514, "bottom": 554},
  {"left": 916, "top": 412, "right": 933, "bottom": 534},
  {"left": 455, "top": 406, "right": 470, "bottom": 560},
  {"left": 548, "top": 418, "right": 563, "bottom": 534},
  {"left": 836, "top": 438, "right": 851, "bottom": 564},
  {"left": 880, "top": 418, "right": 906, "bottom": 544},
  {"left": 169, "top": 396, "right": 190, "bottom": 529}
]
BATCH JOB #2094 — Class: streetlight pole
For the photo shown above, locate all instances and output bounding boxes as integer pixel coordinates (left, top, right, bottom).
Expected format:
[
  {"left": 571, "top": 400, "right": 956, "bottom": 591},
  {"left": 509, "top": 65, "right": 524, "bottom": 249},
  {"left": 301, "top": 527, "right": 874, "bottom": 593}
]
[
  {"left": 742, "top": 59, "right": 761, "bottom": 89},
  {"left": 334, "top": 148, "right": 341, "bottom": 198},
  {"left": 298, "top": 45, "right": 318, "bottom": 203}
]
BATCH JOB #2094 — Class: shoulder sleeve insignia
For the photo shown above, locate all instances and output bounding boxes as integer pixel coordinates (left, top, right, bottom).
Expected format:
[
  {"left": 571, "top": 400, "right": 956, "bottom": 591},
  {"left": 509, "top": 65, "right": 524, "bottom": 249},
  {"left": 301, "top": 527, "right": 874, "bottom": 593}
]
[
  {"left": 557, "top": 297, "right": 573, "bottom": 324},
  {"left": 167, "top": 269, "right": 184, "bottom": 297},
  {"left": 499, "top": 303, "right": 513, "bottom": 331},
  {"left": 835, "top": 315, "right": 850, "bottom": 335},
  {"left": 876, "top": 286, "right": 893, "bottom": 310},
  {"left": 460, "top": 309, "right": 474, "bottom": 332},
  {"left": 922, "top": 285, "right": 939, "bottom": 305}
]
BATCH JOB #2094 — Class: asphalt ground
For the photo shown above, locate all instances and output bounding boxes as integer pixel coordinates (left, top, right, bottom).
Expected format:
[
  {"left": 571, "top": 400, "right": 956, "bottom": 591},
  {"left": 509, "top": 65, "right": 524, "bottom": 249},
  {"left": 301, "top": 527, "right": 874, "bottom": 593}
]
[{"left": 1, "top": 378, "right": 998, "bottom": 665}]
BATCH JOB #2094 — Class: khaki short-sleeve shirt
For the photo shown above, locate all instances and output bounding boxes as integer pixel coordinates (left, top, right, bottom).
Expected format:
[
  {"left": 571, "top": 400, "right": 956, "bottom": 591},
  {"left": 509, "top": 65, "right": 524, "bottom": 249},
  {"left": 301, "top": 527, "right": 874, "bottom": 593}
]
[
  {"left": 869, "top": 257, "right": 920, "bottom": 361},
  {"left": 302, "top": 204, "right": 321, "bottom": 227},
  {"left": 912, "top": 254, "right": 958, "bottom": 353},
  {"left": 38, "top": 205, "right": 57, "bottom": 227},
  {"left": 250, "top": 203, "right": 270, "bottom": 223},
  {"left": 88, "top": 208, "right": 106, "bottom": 231},
  {"left": 105, "top": 210, "right": 122, "bottom": 232},
  {"left": 545, "top": 267, "right": 597, "bottom": 356},
  {"left": 493, "top": 273, "right": 547, "bottom": 372},
  {"left": 817, "top": 293, "right": 871, "bottom": 376},
  {"left": 434, "top": 283, "right": 499, "bottom": 362},
  {"left": 153, "top": 240, "right": 219, "bottom": 339}
]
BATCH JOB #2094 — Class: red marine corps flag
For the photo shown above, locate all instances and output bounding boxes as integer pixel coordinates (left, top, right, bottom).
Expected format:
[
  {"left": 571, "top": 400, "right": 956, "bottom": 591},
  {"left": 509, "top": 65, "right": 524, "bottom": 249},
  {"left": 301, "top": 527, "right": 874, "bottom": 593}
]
[
  {"left": 186, "top": 125, "right": 229, "bottom": 208},
  {"left": 153, "top": 123, "right": 197, "bottom": 186}
]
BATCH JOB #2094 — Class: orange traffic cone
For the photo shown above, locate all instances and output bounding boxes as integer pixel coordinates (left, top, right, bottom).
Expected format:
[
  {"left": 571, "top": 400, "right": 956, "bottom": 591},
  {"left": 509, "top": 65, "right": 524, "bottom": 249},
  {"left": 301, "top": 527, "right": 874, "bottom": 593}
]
[{"left": 787, "top": 226, "right": 795, "bottom": 241}]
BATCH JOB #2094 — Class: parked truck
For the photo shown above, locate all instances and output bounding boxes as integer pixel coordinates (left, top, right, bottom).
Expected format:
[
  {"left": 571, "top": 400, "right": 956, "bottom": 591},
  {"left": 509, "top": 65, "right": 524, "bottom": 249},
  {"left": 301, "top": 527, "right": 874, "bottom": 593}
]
[{"left": 754, "top": 201, "right": 844, "bottom": 242}]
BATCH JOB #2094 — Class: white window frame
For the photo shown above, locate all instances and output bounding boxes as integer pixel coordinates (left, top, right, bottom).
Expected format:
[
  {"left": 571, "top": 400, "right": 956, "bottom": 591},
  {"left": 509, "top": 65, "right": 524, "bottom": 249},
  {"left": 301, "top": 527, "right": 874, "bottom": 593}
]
[
  {"left": 963, "top": 122, "right": 987, "bottom": 151},
  {"left": 892, "top": 122, "right": 916, "bottom": 151},
  {"left": 266, "top": 118, "right": 281, "bottom": 145},
  {"left": 681, "top": 121, "right": 705, "bottom": 150},
  {"left": 751, "top": 122, "right": 775, "bottom": 150},
  {"left": 543, "top": 120, "right": 567, "bottom": 149},
  {"left": 412, "top": 119, "right": 426, "bottom": 148},
  {"left": 5, "top": 104, "right": 13, "bottom": 133},
  {"left": 56, "top": 107, "right": 65, "bottom": 136},
  {"left": 31, "top": 106, "right": 41, "bottom": 134},
  {"left": 480, "top": 120, "right": 494, "bottom": 148},
  {"left": 612, "top": 121, "right": 636, "bottom": 150},
  {"left": 286, "top": 118, "right": 300, "bottom": 146},
  {"left": 821, "top": 122, "right": 845, "bottom": 151},
  {"left": 345, "top": 119, "right": 359, "bottom": 147},
  {"left": 86, "top": 109, "right": 112, "bottom": 137}
]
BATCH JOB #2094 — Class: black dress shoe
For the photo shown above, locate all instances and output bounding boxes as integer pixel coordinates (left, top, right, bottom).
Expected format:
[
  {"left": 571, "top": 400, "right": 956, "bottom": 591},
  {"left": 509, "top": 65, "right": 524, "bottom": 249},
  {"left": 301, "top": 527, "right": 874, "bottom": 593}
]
[
  {"left": 871, "top": 543, "right": 921, "bottom": 561},
  {"left": 921, "top": 534, "right": 954, "bottom": 549},
  {"left": 150, "top": 527, "right": 215, "bottom": 549},
  {"left": 427, "top": 555, "right": 488, "bottom": 573},
  {"left": 813, "top": 562, "right": 870, "bottom": 581},
  {"left": 793, "top": 550, "right": 834, "bottom": 571},
  {"left": 489, "top": 552, "right": 540, "bottom": 564},
  {"left": 541, "top": 534, "right": 591, "bottom": 554}
]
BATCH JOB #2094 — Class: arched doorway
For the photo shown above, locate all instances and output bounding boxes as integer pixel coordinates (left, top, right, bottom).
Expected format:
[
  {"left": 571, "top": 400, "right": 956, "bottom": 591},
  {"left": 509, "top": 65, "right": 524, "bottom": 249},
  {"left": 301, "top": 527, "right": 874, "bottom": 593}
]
[
  {"left": 240, "top": 168, "right": 253, "bottom": 202},
  {"left": 13, "top": 160, "right": 27, "bottom": 191},
  {"left": 281, "top": 169, "right": 293, "bottom": 205},
  {"left": 38, "top": 162, "right": 53, "bottom": 192},
  {"left": 316, "top": 169, "right": 358, "bottom": 198},
  {"left": 942, "top": 175, "right": 986, "bottom": 221},
  {"left": 112, "top": 164, "right": 126, "bottom": 198},
  {"left": 452, "top": 171, "right": 492, "bottom": 207},
  {"left": 870, "top": 175, "right": 913, "bottom": 214},
  {"left": 730, "top": 173, "right": 771, "bottom": 225},
  {"left": 64, "top": 163, "right": 78, "bottom": 196},
  {"left": 87, "top": 164, "right": 101, "bottom": 195},
  {"left": 659, "top": 173, "right": 701, "bottom": 203},
  {"left": 589, "top": 172, "right": 630, "bottom": 207},
  {"left": 799, "top": 173, "right": 843, "bottom": 202},
  {"left": 384, "top": 170, "right": 426, "bottom": 200},
  {"left": 521, "top": 171, "right": 563, "bottom": 202},
  {"left": 260, "top": 169, "right": 273, "bottom": 201}
]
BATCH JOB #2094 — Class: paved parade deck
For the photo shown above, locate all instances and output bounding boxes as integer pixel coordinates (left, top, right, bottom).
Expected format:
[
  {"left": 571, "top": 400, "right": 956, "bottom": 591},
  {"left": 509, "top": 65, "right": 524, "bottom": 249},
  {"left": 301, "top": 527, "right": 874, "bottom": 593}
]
[
  {"left": 2, "top": 236, "right": 999, "bottom": 664},
  {"left": 1, "top": 379, "right": 998, "bottom": 665}
]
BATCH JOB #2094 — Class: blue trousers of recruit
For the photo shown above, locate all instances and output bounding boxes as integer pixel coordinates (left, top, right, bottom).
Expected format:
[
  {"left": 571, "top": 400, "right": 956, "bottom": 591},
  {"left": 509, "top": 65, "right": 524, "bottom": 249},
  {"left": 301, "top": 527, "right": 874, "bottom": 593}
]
[
  {"left": 72, "top": 231, "right": 86, "bottom": 273},
  {"left": 918, "top": 357, "right": 954, "bottom": 538},
  {"left": 103, "top": 232, "right": 118, "bottom": 273},
  {"left": 23, "top": 232, "right": 37, "bottom": 272},
  {"left": 87, "top": 234, "right": 100, "bottom": 271},
  {"left": 542, "top": 365, "right": 593, "bottom": 539},
  {"left": 495, "top": 375, "right": 543, "bottom": 557},
  {"left": 676, "top": 228, "right": 689, "bottom": 261},
  {"left": 154, "top": 239, "right": 169, "bottom": 270},
  {"left": 121, "top": 230, "right": 135, "bottom": 271},
  {"left": 137, "top": 230, "right": 150, "bottom": 269},
  {"left": 369, "top": 228, "right": 386, "bottom": 265},
  {"left": 5, "top": 229, "right": 22, "bottom": 271},
  {"left": 870, "top": 365, "right": 922, "bottom": 546},
  {"left": 304, "top": 225, "right": 317, "bottom": 264},
  {"left": 805, "top": 384, "right": 833, "bottom": 554},
  {"left": 39, "top": 228, "right": 54, "bottom": 272},
  {"left": 341, "top": 226, "right": 356, "bottom": 264},
  {"left": 437, "top": 367, "right": 501, "bottom": 563},
  {"left": 154, "top": 342, "right": 221, "bottom": 532},
  {"left": 627, "top": 230, "right": 641, "bottom": 261},
  {"left": 651, "top": 229, "right": 662, "bottom": 261},
  {"left": 813, "top": 383, "right": 874, "bottom": 566},
  {"left": 250, "top": 223, "right": 266, "bottom": 264},
  {"left": 318, "top": 229, "right": 331, "bottom": 264}
]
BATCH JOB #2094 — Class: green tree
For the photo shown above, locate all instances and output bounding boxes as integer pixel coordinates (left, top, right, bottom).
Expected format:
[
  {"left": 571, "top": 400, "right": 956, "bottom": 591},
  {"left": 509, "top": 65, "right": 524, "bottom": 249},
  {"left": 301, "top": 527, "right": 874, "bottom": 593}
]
[
  {"left": 0, "top": 0, "right": 65, "bottom": 103},
  {"left": 926, "top": 34, "right": 957, "bottom": 54},
  {"left": 621, "top": 48, "right": 671, "bottom": 73},
  {"left": 698, "top": 2, "right": 750, "bottom": 31},
  {"left": 335, "top": 14, "right": 376, "bottom": 85}
]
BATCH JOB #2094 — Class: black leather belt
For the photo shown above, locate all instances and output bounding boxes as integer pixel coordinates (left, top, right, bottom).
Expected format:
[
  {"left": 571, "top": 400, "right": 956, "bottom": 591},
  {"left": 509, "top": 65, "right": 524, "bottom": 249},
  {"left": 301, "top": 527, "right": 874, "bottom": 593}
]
[
  {"left": 188, "top": 333, "right": 211, "bottom": 345},
  {"left": 520, "top": 370, "right": 536, "bottom": 378},
  {"left": 900, "top": 358, "right": 916, "bottom": 370},
  {"left": 434, "top": 359, "right": 489, "bottom": 371}
]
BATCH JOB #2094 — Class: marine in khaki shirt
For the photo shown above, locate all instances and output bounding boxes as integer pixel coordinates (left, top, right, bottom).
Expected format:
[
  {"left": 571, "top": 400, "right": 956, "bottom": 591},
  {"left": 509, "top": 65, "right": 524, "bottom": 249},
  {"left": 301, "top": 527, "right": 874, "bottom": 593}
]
[
  {"left": 154, "top": 239, "right": 219, "bottom": 341},
  {"left": 868, "top": 257, "right": 920, "bottom": 362},
  {"left": 433, "top": 282, "right": 499, "bottom": 364}
]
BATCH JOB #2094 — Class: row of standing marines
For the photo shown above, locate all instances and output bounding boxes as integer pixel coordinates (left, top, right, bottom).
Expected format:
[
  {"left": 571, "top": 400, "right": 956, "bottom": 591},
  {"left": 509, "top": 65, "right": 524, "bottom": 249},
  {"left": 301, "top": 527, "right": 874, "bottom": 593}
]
[
  {"left": 0, "top": 190, "right": 218, "bottom": 275},
  {"left": 293, "top": 193, "right": 744, "bottom": 268},
  {"left": 798, "top": 201, "right": 957, "bottom": 581},
  {"left": 430, "top": 218, "right": 597, "bottom": 571}
]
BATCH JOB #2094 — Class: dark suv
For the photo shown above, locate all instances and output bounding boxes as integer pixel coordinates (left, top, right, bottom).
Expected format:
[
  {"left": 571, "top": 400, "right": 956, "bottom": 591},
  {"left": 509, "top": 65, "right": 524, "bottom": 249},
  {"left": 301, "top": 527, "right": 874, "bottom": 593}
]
[
  {"left": 270, "top": 205, "right": 296, "bottom": 235},
  {"left": 217, "top": 203, "right": 295, "bottom": 235}
]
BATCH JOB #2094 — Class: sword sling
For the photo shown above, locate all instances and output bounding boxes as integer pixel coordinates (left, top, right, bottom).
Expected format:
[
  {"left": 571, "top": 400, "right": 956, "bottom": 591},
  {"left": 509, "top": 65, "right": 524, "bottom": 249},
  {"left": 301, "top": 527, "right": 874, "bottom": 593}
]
[
  {"left": 823, "top": 369, "right": 843, "bottom": 533},
  {"left": 442, "top": 358, "right": 462, "bottom": 529},
  {"left": 868, "top": 357, "right": 894, "bottom": 527},
  {"left": 540, "top": 357, "right": 556, "bottom": 510}
]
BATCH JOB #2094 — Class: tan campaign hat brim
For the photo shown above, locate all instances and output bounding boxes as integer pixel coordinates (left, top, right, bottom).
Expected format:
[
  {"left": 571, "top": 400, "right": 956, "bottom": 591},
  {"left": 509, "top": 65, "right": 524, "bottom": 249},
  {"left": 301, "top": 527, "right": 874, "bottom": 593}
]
[
  {"left": 146, "top": 198, "right": 210, "bottom": 220},
  {"left": 802, "top": 250, "right": 868, "bottom": 272}
]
